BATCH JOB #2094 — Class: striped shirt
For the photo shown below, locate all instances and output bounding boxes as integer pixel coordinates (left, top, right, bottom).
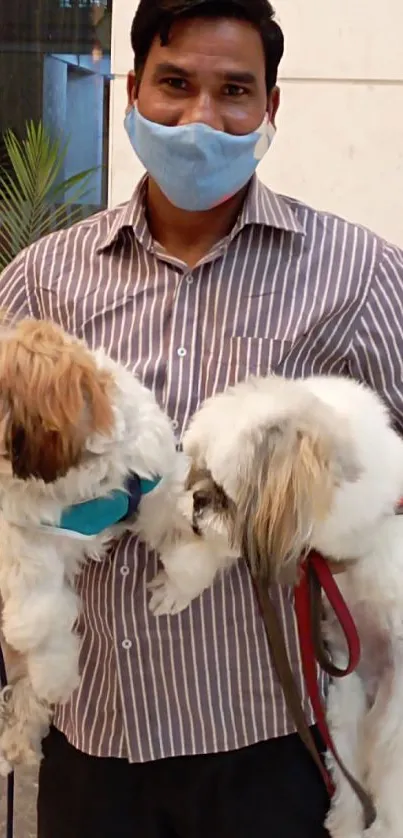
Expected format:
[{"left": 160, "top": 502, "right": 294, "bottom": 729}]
[{"left": 0, "top": 175, "right": 402, "bottom": 762}]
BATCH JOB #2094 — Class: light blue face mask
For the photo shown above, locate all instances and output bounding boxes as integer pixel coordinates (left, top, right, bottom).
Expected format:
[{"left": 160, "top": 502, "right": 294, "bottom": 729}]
[{"left": 124, "top": 106, "right": 275, "bottom": 212}]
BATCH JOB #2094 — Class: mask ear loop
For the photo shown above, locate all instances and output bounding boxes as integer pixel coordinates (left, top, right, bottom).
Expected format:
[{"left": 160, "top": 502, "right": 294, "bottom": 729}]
[
  {"left": 253, "top": 117, "right": 276, "bottom": 162},
  {"left": 266, "top": 120, "right": 276, "bottom": 143}
]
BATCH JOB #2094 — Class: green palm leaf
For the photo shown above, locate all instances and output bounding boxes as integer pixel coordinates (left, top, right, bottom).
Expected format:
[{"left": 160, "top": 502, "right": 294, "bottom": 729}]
[{"left": 0, "top": 121, "right": 99, "bottom": 272}]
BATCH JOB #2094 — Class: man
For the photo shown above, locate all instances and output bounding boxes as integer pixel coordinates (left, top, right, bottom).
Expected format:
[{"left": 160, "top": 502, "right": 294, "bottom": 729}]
[{"left": 0, "top": 1, "right": 402, "bottom": 835}]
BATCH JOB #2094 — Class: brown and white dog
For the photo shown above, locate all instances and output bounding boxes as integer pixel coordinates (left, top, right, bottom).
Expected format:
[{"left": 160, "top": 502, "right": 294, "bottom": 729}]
[
  {"left": 0, "top": 317, "right": 196, "bottom": 773},
  {"left": 152, "top": 374, "right": 403, "bottom": 838}
]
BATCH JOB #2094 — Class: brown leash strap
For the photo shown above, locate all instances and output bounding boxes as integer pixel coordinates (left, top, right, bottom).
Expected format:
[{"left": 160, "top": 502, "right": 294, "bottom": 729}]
[
  {"left": 251, "top": 572, "right": 377, "bottom": 831},
  {"left": 245, "top": 510, "right": 403, "bottom": 828},
  {"left": 296, "top": 562, "right": 377, "bottom": 830},
  {"left": 252, "top": 575, "right": 333, "bottom": 793}
]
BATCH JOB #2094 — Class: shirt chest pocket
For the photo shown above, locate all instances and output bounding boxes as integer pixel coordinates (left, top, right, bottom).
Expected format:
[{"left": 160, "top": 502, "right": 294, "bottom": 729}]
[{"left": 201, "top": 336, "right": 292, "bottom": 398}]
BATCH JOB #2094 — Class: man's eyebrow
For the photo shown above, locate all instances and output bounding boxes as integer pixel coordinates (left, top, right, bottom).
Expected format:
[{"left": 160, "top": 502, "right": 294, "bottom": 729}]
[
  {"left": 152, "top": 63, "right": 257, "bottom": 85},
  {"left": 221, "top": 71, "right": 257, "bottom": 85},
  {"left": 152, "top": 62, "right": 191, "bottom": 78}
]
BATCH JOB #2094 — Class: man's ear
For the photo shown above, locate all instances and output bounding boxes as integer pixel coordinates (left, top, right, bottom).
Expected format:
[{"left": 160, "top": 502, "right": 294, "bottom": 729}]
[
  {"left": 267, "top": 85, "right": 280, "bottom": 127},
  {"left": 126, "top": 70, "right": 136, "bottom": 112}
]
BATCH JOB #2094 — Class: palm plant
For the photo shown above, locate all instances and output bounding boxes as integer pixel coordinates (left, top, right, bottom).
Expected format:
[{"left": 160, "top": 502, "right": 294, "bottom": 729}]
[{"left": 0, "top": 121, "right": 98, "bottom": 272}]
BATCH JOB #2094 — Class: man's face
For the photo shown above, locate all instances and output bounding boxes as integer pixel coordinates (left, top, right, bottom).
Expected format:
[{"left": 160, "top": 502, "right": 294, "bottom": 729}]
[{"left": 127, "top": 16, "right": 279, "bottom": 135}]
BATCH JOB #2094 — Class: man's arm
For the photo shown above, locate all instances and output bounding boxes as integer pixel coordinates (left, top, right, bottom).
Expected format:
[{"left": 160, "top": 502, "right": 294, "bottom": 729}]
[
  {"left": 348, "top": 239, "right": 403, "bottom": 435},
  {"left": 0, "top": 249, "right": 35, "bottom": 320}
]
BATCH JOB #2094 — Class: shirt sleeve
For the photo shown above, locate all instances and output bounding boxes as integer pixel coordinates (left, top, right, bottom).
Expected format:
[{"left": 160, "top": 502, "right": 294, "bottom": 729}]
[
  {"left": 348, "top": 239, "right": 403, "bottom": 435},
  {"left": 0, "top": 249, "right": 35, "bottom": 320}
]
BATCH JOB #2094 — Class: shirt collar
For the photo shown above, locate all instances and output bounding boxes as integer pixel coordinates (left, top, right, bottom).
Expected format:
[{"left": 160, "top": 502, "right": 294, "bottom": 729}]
[
  {"left": 97, "top": 174, "right": 304, "bottom": 254},
  {"left": 235, "top": 175, "right": 305, "bottom": 236},
  {"left": 97, "top": 177, "right": 152, "bottom": 252}
]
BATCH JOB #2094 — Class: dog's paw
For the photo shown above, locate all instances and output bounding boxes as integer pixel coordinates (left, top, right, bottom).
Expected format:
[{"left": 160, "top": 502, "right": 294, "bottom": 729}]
[
  {"left": 148, "top": 571, "right": 194, "bottom": 616},
  {"left": 0, "top": 713, "right": 48, "bottom": 771},
  {"left": 363, "top": 817, "right": 392, "bottom": 838},
  {"left": 0, "top": 686, "right": 13, "bottom": 772},
  {"left": 0, "top": 686, "right": 14, "bottom": 730},
  {"left": 0, "top": 752, "right": 12, "bottom": 777},
  {"left": 325, "top": 807, "right": 363, "bottom": 838},
  {"left": 0, "top": 677, "right": 51, "bottom": 770},
  {"left": 0, "top": 750, "right": 13, "bottom": 779}
]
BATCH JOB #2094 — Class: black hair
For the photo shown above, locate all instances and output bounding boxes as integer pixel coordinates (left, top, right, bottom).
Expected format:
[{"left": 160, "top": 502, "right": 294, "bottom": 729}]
[{"left": 130, "top": 0, "right": 284, "bottom": 94}]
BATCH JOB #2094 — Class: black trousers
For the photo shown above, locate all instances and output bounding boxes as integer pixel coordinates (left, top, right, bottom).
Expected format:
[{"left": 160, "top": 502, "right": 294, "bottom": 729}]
[{"left": 37, "top": 726, "right": 330, "bottom": 838}]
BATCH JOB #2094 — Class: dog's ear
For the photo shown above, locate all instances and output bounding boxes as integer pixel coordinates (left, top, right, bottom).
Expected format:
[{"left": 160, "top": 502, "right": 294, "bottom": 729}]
[
  {"left": 5, "top": 410, "right": 101, "bottom": 484},
  {"left": 0, "top": 322, "right": 114, "bottom": 483},
  {"left": 3, "top": 380, "right": 113, "bottom": 485},
  {"left": 185, "top": 463, "right": 213, "bottom": 491},
  {"left": 6, "top": 419, "right": 79, "bottom": 484},
  {"left": 234, "top": 409, "right": 360, "bottom": 582}
]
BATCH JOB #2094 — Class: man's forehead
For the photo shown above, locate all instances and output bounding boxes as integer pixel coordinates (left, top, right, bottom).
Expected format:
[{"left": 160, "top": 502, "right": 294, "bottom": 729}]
[{"left": 146, "top": 17, "right": 265, "bottom": 77}]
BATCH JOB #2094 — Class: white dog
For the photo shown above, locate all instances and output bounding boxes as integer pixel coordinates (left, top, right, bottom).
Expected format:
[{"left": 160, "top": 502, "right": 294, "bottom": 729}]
[
  {"left": 152, "top": 374, "right": 403, "bottom": 838},
  {"left": 0, "top": 317, "right": 211, "bottom": 774}
]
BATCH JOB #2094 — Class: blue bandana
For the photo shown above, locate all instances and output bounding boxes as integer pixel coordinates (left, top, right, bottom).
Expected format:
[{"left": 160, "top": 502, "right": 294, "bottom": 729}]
[{"left": 42, "top": 473, "right": 161, "bottom": 539}]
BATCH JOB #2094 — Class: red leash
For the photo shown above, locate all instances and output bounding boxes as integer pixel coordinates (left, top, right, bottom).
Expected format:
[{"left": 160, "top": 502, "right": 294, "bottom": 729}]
[
  {"left": 294, "top": 550, "right": 377, "bottom": 827},
  {"left": 297, "top": 498, "right": 403, "bottom": 754},
  {"left": 294, "top": 552, "right": 360, "bottom": 759}
]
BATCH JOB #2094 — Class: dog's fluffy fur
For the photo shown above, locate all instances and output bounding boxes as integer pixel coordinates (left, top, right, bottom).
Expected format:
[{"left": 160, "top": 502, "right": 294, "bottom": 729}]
[
  {"left": 3, "top": 319, "right": 403, "bottom": 837},
  {"left": 155, "top": 375, "right": 403, "bottom": 838},
  {"left": 0, "top": 317, "right": 210, "bottom": 773}
]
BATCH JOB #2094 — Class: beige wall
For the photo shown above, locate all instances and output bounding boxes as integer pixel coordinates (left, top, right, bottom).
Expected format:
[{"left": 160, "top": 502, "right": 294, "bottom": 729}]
[{"left": 109, "top": 0, "right": 403, "bottom": 246}]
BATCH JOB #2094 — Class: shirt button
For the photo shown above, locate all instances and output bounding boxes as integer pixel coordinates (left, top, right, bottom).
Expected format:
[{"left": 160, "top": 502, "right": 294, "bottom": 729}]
[
  {"left": 177, "top": 347, "right": 187, "bottom": 358},
  {"left": 172, "top": 419, "right": 179, "bottom": 430},
  {"left": 185, "top": 273, "right": 193, "bottom": 284},
  {"left": 122, "top": 639, "right": 132, "bottom": 650},
  {"left": 120, "top": 565, "right": 130, "bottom": 576}
]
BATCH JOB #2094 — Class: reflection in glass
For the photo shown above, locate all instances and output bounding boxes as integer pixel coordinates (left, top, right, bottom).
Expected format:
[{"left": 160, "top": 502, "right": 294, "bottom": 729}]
[{"left": 0, "top": 0, "right": 113, "bottom": 213}]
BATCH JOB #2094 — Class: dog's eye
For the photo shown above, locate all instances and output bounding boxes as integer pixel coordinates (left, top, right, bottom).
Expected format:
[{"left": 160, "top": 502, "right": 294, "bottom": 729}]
[{"left": 193, "top": 488, "right": 211, "bottom": 514}]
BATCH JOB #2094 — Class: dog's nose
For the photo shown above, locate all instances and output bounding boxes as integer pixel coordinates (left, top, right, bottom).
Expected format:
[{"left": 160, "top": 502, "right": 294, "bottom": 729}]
[{"left": 193, "top": 488, "right": 211, "bottom": 514}]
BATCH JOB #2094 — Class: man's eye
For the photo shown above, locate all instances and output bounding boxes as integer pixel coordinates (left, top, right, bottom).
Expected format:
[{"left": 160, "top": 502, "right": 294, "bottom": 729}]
[
  {"left": 161, "top": 77, "right": 188, "bottom": 91},
  {"left": 224, "top": 84, "right": 248, "bottom": 97}
]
